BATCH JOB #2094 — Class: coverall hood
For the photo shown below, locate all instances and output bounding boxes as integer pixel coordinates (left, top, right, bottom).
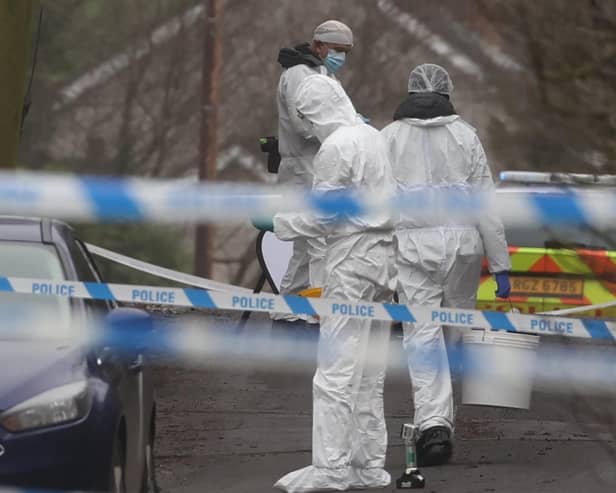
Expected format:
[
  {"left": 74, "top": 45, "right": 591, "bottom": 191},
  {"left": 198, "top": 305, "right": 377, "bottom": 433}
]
[
  {"left": 295, "top": 74, "right": 359, "bottom": 143},
  {"left": 278, "top": 42, "right": 323, "bottom": 69},
  {"left": 393, "top": 92, "right": 456, "bottom": 121},
  {"left": 404, "top": 115, "right": 460, "bottom": 127}
]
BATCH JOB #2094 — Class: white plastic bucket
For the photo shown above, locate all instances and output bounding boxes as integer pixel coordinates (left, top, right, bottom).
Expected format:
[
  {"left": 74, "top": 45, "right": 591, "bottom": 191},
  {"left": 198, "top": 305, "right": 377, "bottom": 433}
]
[{"left": 462, "top": 329, "right": 540, "bottom": 409}]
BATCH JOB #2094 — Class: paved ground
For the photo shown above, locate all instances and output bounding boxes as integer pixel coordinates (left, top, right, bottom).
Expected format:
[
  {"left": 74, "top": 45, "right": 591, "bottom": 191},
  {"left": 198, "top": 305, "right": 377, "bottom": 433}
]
[{"left": 153, "top": 314, "right": 616, "bottom": 493}]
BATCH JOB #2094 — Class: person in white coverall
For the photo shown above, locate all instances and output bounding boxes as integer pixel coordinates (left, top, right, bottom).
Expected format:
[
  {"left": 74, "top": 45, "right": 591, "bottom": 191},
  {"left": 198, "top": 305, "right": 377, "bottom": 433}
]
[
  {"left": 381, "top": 64, "right": 512, "bottom": 466},
  {"left": 275, "top": 20, "right": 354, "bottom": 315},
  {"left": 273, "top": 74, "right": 396, "bottom": 492}
]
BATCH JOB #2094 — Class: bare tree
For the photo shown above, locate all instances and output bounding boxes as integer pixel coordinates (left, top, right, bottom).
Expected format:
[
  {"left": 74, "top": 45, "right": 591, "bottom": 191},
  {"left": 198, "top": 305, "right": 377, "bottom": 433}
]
[{"left": 478, "top": 0, "right": 616, "bottom": 172}]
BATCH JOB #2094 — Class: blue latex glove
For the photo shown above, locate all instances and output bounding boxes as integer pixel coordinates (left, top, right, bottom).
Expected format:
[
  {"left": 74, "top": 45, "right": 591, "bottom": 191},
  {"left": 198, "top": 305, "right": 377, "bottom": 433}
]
[
  {"left": 494, "top": 271, "right": 511, "bottom": 299},
  {"left": 251, "top": 217, "right": 274, "bottom": 232}
]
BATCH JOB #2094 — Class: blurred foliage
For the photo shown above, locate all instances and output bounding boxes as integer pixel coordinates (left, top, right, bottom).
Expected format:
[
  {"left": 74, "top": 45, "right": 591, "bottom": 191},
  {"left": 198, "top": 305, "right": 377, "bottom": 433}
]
[
  {"left": 0, "top": 0, "right": 33, "bottom": 169},
  {"left": 37, "top": 0, "right": 197, "bottom": 83},
  {"left": 75, "top": 222, "right": 193, "bottom": 286},
  {"left": 21, "top": 0, "right": 200, "bottom": 280},
  {"left": 478, "top": 0, "right": 616, "bottom": 172}
]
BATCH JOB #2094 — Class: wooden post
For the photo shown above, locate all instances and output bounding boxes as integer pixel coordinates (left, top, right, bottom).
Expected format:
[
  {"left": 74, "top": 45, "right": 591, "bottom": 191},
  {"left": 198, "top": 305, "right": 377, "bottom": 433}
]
[
  {"left": 195, "top": 0, "right": 223, "bottom": 278},
  {"left": 0, "top": 0, "right": 34, "bottom": 169}
]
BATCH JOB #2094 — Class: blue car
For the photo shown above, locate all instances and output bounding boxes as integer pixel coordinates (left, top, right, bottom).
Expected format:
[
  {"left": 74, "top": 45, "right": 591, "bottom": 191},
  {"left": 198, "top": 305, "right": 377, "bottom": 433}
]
[{"left": 0, "top": 217, "right": 157, "bottom": 492}]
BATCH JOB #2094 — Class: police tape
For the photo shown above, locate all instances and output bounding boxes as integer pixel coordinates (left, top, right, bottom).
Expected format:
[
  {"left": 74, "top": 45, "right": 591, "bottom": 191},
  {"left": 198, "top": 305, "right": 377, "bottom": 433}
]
[
  {"left": 1, "top": 171, "right": 616, "bottom": 227},
  {"left": 540, "top": 299, "right": 616, "bottom": 316},
  {"left": 86, "top": 242, "right": 251, "bottom": 293},
  {"left": 1, "top": 276, "right": 615, "bottom": 341}
]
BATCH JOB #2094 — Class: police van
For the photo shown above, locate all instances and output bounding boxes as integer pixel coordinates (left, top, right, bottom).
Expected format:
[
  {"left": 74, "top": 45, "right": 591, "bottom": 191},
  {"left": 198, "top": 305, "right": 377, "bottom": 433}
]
[{"left": 477, "top": 171, "right": 616, "bottom": 317}]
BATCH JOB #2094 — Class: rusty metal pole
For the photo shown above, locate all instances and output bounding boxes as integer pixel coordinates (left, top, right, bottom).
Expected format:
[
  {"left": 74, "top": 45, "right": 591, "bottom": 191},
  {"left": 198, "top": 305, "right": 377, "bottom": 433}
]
[
  {"left": 0, "top": 0, "right": 34, "bottom": 169},
  {"left": 195, "top": 0, "right": 222, "bottom": 277}
]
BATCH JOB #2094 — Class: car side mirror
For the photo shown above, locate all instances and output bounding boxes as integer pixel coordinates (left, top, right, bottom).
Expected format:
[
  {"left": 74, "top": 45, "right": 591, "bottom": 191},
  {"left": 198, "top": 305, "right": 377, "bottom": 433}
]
[{"left": 104, "top": 307, "right": 155, "bottom": 358}]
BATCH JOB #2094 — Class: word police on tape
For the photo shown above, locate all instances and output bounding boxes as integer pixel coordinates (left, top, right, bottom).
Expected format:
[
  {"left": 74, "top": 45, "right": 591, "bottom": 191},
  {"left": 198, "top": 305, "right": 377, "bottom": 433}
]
[{"left": 2, "top": 276, "right": 615, "bottom": 341}]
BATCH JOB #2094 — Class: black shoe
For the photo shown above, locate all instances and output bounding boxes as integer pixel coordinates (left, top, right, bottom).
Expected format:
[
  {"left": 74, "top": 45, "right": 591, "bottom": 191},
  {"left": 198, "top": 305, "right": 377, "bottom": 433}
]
[{"left": 416, "top": 426, "right": 453, "bottom": 466}]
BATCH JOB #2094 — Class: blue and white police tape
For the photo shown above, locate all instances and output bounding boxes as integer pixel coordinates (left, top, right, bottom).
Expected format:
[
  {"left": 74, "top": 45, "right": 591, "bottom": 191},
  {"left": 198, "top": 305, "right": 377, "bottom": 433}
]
[
  {"left": 1, "top": 171, "right": 616, "bottom": 228},
  {"left": 1, "top": 276, "right": 615, "bottom": 341},
  {"left": 0, "top": 172, "right": 291, "bottom": 223},
  {"left": 3, "top": 306, "right": 616, "bottom": 397}
]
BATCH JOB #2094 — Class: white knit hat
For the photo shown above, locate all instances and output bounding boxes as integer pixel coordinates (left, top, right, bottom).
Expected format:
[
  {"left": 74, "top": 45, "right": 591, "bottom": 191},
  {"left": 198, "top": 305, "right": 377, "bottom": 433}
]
[{"left": 313, "top": 20, "right": 353, "bottom": 47}]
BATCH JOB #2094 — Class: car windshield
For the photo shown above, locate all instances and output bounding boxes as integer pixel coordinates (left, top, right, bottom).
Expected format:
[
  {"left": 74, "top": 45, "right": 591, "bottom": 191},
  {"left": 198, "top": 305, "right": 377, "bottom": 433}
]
[
  {"left": 0, "top": 241, "right": 73, "bottom": 340},
  {"left": 506, "top": 225, "right": 616, "bottom": 250}
]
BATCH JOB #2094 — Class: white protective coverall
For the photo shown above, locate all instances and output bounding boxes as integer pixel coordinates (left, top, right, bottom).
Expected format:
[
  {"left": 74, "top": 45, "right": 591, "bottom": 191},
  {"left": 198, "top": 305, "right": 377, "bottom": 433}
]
[
  {"left": 276, "top": 63, "right": 329, "bottom": 302},
  {"left": 273, "top": 74, "right": 396, "bottom": 492},
  {"left": 381, "top": 79, "right": 511, "bottom": 433}
]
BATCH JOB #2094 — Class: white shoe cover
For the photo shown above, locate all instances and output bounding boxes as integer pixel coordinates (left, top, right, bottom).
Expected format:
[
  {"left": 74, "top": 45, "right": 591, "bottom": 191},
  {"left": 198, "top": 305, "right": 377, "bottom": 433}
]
[
  {"left": 349, "top": 468, "right": 391, "bottom": 489},
  {"left": 274, "top": 465, "right": 390, "bottom": 492}
]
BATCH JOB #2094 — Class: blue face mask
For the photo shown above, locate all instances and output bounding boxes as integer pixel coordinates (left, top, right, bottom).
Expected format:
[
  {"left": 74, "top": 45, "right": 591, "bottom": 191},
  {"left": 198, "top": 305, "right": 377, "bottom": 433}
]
[{"left": 324, "top": 50, "right": 346, "bottom": 74}]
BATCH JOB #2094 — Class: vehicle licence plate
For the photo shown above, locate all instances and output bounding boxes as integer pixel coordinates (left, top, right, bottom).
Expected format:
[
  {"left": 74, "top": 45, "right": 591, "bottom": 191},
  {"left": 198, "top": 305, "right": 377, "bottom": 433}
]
[{"left": 510, "top": 277, "right": 584, "bottom": 298}]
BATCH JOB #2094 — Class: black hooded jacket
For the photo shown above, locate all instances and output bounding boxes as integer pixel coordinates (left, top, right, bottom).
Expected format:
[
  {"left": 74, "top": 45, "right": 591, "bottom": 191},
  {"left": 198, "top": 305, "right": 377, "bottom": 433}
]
[
  {"left": 278, "top": 42, "right": 323, "bottom": 69},
  {"left": 393, "top": 92, "right": 456, "bottom": 121}
]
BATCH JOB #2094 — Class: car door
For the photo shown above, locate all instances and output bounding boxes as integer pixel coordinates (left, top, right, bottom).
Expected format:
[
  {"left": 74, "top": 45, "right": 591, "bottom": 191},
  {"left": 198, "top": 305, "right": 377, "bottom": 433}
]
[
  {"left": 69, "top": 236, "right": 150, "bottom": 491},
  {"left": 542, "top": 227, "right": 616, "bottom": 316}
]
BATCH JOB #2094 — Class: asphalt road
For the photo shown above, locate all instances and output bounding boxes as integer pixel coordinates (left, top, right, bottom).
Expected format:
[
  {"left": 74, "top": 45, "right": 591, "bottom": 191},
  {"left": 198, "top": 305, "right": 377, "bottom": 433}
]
[{"left": 153, "top": 313, "right": 616, "bottom": 493}]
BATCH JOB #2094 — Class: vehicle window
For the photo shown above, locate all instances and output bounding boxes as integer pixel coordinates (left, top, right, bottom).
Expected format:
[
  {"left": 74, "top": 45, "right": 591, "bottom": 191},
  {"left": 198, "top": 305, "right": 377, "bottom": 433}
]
[
  {"left": 0, "top": 241, "right": 72, "bottom": 339},
  {"left": 67, "top": 237, "right": 99, "bottom": 282},
  {"left": 75, "top": 240, "right": 106, "bottom": 284},
  {"left": 66, "top": 237, "right": 113, "bottom": 313},
  {"left": 506, "top": 225, "right": 616, "bottom": 250},
  {"left": 499, "top": 185, "right": 616, "bottom": 250},
  {"left": 505, "top": 226, "right": 546, "bottom": 248}
]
